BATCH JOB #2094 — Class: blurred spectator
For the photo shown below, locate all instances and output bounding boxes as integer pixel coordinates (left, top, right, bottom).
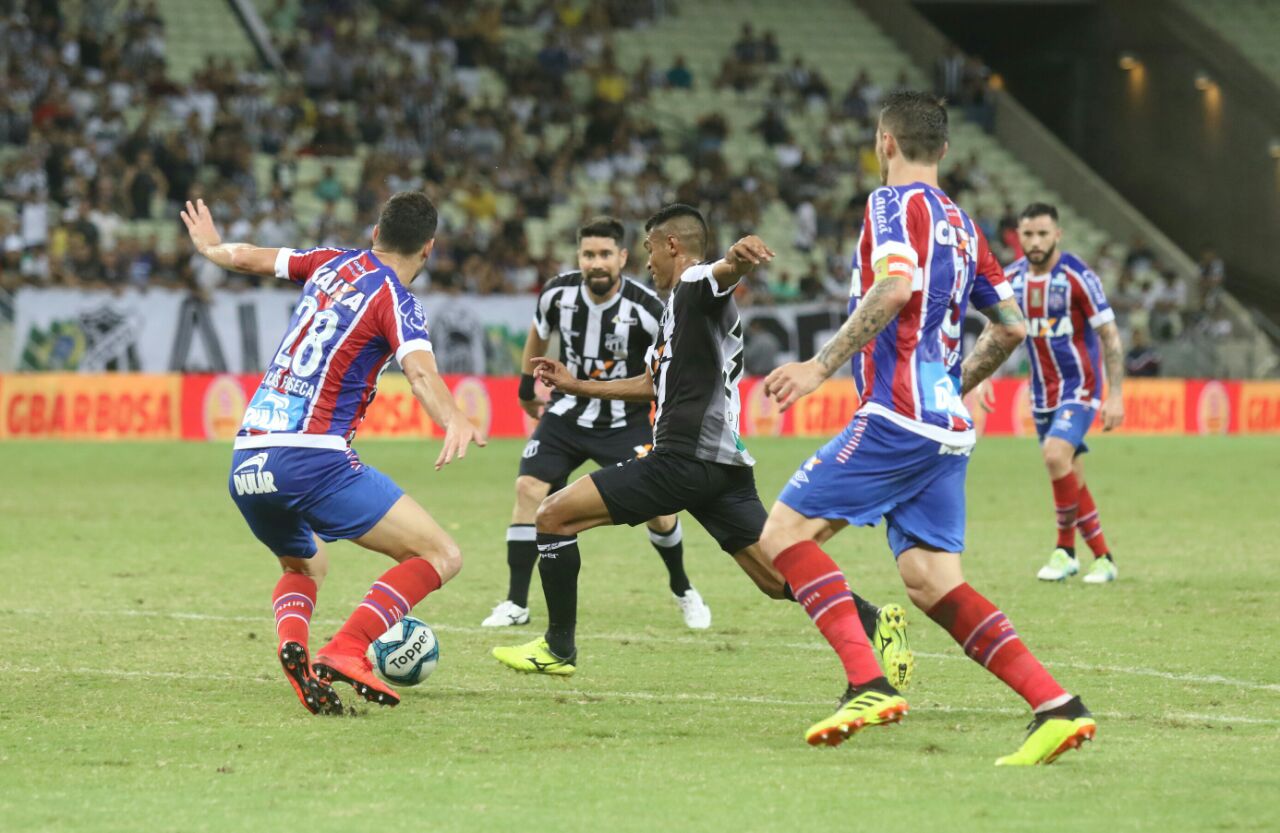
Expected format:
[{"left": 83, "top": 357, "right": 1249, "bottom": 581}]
[
  {"left": 1198, "top": 246, "right": 1226, "bottom": 311},
  {"left": 1148, "top": 268, "right": 1187, "bottom": 339},
  {"left": 1124, "top": 328, "right": 1161, "bottom": 377},
  {"left": 666, "top": 55, "right": 693, "bottom": 89}
]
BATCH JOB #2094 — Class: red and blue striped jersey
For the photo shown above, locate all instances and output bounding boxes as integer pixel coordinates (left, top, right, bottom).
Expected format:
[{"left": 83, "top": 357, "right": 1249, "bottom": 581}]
[
  {"left": 234, "top": 246, "right": 432, "bottom": 451},
  {"left": 1005, "top": 252, "right": 1114, "bottom": 411},
  {"left": 849, "top": 182, "right": 1012, "bottom": 445}
]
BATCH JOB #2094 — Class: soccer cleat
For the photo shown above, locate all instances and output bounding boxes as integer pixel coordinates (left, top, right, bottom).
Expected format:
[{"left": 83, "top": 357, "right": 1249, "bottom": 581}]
[
  {"left": 481, "top": 599, "right": 531, "bottom": 627},
  {"left": 872, "top": 603, "right": 914, "bottom": 691},
  {"left": 278, "top": 641, "right": 343, "bottom": 716},
  {"left": 1037, "top": 548, "right": 1080, "bottom": 581},
  {"left": 1082, "top": 557, "right": 1117, "bottom": 584},
  {"left": 313, "top": 650, "right": 400, "bottom": 707},
  {"left": 996, "top": 696, "right": 1097, "bottom": 766},
  {"left": 674, "top": 588, "right": 712, "bottom": 630},
  {"left": 804, "top": 681, "right": 908, "bottom": 747},
  {"left": 492, "top": 637, "right": 577, "bottom": 676}
]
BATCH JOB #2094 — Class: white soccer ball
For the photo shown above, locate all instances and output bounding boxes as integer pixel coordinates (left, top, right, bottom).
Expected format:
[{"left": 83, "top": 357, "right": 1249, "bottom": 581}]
[{"left": 368, "top": 616, "right": 439, "bottom": 687}]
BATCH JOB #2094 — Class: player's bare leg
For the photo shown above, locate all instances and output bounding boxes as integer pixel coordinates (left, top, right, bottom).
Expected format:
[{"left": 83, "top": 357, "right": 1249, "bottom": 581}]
[
  {"left": 761, "top": 504, "right": 909, "bottom": 745},
  {"left": 646, "top": 513, "right": 707, "bottom": 628},
  {"left": 492, "top": 475, "right": 615, "bottom": 674},
  {"left": 314, "top": 495, "right": 462, "bottom": 706},
  {"left": 1038, "top": 436, "right": 1083, "bottom": 580},
  {"left": 484, "top": 475, "right": 552, "bottom": 627},
  {"left": 274, "top": 539, "right": 342, "bottom": 715},
  {"left": 897, "top": 546, "right": 1096, "bottom": 764}
]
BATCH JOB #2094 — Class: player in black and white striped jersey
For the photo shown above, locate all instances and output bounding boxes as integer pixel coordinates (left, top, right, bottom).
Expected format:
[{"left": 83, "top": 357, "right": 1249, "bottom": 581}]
[{"left": 481, "top": 218, "right": 711, "bottom": 630}]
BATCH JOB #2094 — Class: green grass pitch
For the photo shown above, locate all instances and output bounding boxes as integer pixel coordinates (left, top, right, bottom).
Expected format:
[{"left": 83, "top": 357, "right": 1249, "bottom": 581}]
[{"left": 1, "top": 436, "right": 1278, "bottom": 832}]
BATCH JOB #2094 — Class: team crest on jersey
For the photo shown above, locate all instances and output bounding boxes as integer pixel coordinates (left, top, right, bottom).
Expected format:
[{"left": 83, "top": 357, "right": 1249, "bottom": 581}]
[
  {"left": 604, "top": 333, "right": 628, "bottom": 359},
  {"left": 1030, "top": 287, "right": 1044, "bottom": 308}
]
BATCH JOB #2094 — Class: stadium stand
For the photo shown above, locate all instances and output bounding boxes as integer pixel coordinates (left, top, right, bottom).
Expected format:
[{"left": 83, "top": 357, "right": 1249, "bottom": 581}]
[
  {"left": 1177, "top": 0, "right": 1280, "bottom": 87},
  {"left": 0, "top": 0, "right": 1265, "bottom": 371}
]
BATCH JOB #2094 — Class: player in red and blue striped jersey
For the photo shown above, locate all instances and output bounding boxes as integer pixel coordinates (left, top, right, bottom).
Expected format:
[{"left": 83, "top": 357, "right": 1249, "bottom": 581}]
[
  {"left": 182, "top": 193, "right": 485, "bottom": 715},
  {"left": 760, "top": 92, "right": 1095, "bottom": 765},
  {"left": 1005, "top": 203, "right": 1124, "bottom": 584}
]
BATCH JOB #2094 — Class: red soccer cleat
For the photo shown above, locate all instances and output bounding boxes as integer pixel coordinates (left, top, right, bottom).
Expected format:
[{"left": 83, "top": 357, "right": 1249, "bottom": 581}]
[
  {"left": 312, "top": 649, "right": 401, "bottom": 707},
  {"left": 279, "top": 641, "right": 343, "bottom": 716}
]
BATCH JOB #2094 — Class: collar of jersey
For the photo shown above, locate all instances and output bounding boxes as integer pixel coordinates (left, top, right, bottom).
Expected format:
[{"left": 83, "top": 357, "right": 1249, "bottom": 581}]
[{"left": 578, "top": 281, "right": 625, "bottom": 310}]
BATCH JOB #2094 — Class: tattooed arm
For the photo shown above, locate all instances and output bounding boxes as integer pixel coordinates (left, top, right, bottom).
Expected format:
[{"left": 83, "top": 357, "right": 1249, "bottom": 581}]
[
  {"left": 960, "top": 298, "right": 1026, "bottom": 396},
  {"left": 763, "top": 275, "right": 912, "bottom": 410},
  {"left": 1096, "top": 320, "right": 1126, "bottom": 430}
]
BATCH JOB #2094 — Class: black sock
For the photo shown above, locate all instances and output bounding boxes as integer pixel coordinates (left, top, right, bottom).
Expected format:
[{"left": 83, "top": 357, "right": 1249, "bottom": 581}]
[
  {"left": 1061, "top": 546, "right": 1076, "bottom": 559},
  {"left": 537, "top": 532, "right": 580, "bottom": 658},
  {"left": 648, "top": 520, "right": 691, "bottom": 596},
  {"left": 505, "top": 524, "right": 537, "bottom": 608},
  {"left": 783, "top": 582, "right": 796, "bottom": 602},
  {"left": 852, "top": 592, "right": 880, "bottom": 640}
]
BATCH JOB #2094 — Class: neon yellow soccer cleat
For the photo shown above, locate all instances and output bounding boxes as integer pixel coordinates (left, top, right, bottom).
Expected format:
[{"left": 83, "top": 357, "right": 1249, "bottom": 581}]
[
  {"left": 996, "top": 697, "right": 1097, "bottom": 766},
  {"left": 1037, "top": 548, "right": 1080, "bottom": 581},
  {"left": 1083, "top": 557, "right": 1118, "bottom": 584},
  {"left": 805, "top": 683, "right": 908, "bottom": 747},
  {"left": 872, "top": 603, "right": 914, "bottom": 691},
  {"left": 492, "top": 637, "right": 577, "bottom": 676}
]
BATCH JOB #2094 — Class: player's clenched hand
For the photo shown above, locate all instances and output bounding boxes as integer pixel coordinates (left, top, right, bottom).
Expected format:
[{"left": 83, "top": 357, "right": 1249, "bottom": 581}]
[
  {"left": 517, "top": 395, "right": 546, "bottom": 420},
  {"left": 763, "top": 360, "right": 825, "bottom": 412},
  {"left": 532, "top": 357, "right": 578, "bottom": 394},
  {"left": 973, "top": 380, "right": 996, "bottom": 413},
  {"left": 180, "top": 199, "right": 221, "bottom": 254},
  {"left": 436, "top": 413, "right": 487, "bottom": 471},
  {"left": 725, "top": 235, "right": 775, "bottom": 267},
  {"left": 1101, "top": 395, "right": 1125, "bottom": 431}
]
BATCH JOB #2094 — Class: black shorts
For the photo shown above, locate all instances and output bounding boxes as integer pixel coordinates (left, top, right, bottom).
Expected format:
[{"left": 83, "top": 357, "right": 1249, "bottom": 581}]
[
  {"left": 590, "top": 449, "right": 767, "bottom": 555},
  {"left": 518, "top": 412, "right": 654, "bottom": 490}
]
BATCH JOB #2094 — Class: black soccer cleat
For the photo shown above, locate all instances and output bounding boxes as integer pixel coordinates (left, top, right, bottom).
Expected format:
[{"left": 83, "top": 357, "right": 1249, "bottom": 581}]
[{"left": 279, "top": 641, "right": 343, "bottom": 716}]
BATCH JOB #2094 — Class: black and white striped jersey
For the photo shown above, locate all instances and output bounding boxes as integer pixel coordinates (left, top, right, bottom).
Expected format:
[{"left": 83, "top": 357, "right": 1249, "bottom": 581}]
[
  {"left": 648, "top": 264, "right": 754, "bottom": 467},
  {"left": 533, "top": 271, "right": 665, "bottom": 430}
]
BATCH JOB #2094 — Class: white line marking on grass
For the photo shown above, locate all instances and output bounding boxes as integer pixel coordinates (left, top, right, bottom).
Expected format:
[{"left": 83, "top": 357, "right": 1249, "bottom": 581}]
[
  {"left": 3, "top": 663, "right": 1277, "bottom": 726},
  {"left": 5, "top": 606, "right": 1280, "bottom": 694}
]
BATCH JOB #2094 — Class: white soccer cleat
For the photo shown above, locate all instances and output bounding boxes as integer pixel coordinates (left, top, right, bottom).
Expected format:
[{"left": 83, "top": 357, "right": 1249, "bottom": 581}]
[
  {"left": 1082, "top": 557, "right": 1118, "bottom": 584},
  {"left": 675, "top": 589, "right": 711, "bottom": 629},
  {"left": 481, "top": 600, "right": 530, "bottom": 627},
  {"left": 1036, "top": 548, "right": 1080, "bottom": 582}
]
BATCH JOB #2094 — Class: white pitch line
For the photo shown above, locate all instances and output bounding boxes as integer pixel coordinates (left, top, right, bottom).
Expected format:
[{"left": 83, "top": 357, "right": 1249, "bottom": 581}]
[
  {"left": 4, "top": 606, "right": 1280, "bottom": 694},
  {"left": 2, "top": 663, "right": 1277, "bottom": 726}
]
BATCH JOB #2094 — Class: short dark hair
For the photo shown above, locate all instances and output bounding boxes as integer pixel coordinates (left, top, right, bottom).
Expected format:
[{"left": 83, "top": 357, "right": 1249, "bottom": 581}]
[
  {"left": 375, "top": 191, "right": 438, "bottom": 255},
  {"left": 644, "top": 203, "right": 708, "bottom": 258},
  {"left": 577, "top": 216, "right": 626, "bottom": 246},
  {"left": 1019, "top": 202, "right": 1059, "bottom": 223},
  {"left": 879, "top": 91, "right": 948, "bottom": 163}
]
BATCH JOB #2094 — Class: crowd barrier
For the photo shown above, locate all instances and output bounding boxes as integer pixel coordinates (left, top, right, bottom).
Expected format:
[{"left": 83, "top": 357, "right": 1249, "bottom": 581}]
[{"left": 1, "top": 374, "right": 1278, "bottom": 440}]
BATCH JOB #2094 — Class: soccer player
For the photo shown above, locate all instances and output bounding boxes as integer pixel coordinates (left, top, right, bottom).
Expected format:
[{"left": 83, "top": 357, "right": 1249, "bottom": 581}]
[
  {"left": 1005, "top": 203, "right": 1124, "bottom": 583},
  {"left": 760, "top": 92, "right": 1095, "bottom": 765},
  {"left": 482, "top": 217, "right": 711, "bottom": 631},
  {"left": 492, "top": 205, "right": 913, "bottom": 688},
  {"left": 181, "top": 193, "right": 485, "bottom": 715}
]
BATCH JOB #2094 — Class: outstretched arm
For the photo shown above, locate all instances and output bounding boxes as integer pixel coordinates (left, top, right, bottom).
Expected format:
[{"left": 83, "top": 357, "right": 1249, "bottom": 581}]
[
  {"left": 763, "top": 274, "right": 912, "bottom": 410},
  {"left": 960, "top": 298, "right": 1026, "bottom": 396},
  {"left": 533, "top": 357, "right": 655, "bottom": 402},
  {"left": 181, "top": 199, "right": 280, "bottom": 278},
  {"left": 708, "top": 235, "right": 775, "bottom": 292},
  {"left": 1097, "top": 320, "right": 1125, "bottom": 430},
  {"left": 400, "top": 350, "right": 488, "bottom": 470}
]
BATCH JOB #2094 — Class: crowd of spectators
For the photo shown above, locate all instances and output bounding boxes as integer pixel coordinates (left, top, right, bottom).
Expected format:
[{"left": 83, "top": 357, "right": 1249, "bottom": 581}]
[{"left": 0, "top": 0, "right": 1224, "bottom": 350}]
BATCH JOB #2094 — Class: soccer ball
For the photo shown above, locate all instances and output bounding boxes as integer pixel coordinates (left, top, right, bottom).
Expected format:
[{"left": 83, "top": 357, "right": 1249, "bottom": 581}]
[{"left": 369, "top": 616, "right": 439, "bottom": 686}]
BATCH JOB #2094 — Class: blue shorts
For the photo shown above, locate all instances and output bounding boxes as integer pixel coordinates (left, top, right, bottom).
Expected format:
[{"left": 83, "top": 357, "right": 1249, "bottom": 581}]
[
  {"left": 228, "top": 446, "right": 403, "bottom": 558},
  {"left": 1033, "top": 404, "right": 1095, "bottom": 454},
  {"left": 777, "top": 413, "right": 969, "bottom": 557}
]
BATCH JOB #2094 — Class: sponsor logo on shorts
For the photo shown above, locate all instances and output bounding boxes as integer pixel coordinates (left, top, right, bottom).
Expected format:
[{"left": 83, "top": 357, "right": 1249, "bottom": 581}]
[
  {"left": 522, "top": 440, "right": 540, "bottom": 459},
  {"left": 232, "top": 452, "right": 278, "bottom": 495}
]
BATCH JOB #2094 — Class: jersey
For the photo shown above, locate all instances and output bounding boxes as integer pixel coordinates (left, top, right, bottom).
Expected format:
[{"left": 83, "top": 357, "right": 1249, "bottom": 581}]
[
  {"left": 849, "top": 182, "right": 1012, "bottom": 446},
  {"left": 234, "top": 246, "right": 432, "bottom": 451},
  {"left": 533, "top": 272, "right": 664, "bottom": 430},
  {"left": 649, "top": 263, "right": 753, "bottom": 467},
  {"left": 1005, "top": 251, "right": 1115, "bottom": 411}
]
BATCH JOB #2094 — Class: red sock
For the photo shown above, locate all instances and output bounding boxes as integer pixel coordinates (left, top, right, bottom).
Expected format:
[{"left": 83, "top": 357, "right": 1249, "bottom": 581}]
[
  {"left": 1076, "top": 484, "right": 1110, "bottom": 557},
  {"left": 927, "top": 583, "right": 1067, "bottom": 711},
  {"left": 774, "top": 541, "right": 883, "bottom": 686},
  {"left": 273, "top": 573, "right": 316, "bottom": 649},
  {"left": 327, "top": 558, "right": 442, "bottom": 656},
  {"left": 1051, "top": 472, "right": 1080, "bottom": 549}
]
